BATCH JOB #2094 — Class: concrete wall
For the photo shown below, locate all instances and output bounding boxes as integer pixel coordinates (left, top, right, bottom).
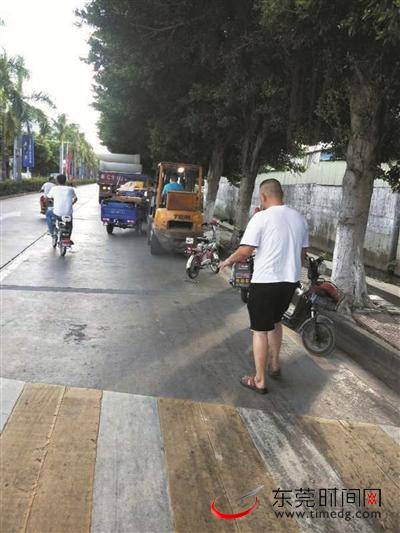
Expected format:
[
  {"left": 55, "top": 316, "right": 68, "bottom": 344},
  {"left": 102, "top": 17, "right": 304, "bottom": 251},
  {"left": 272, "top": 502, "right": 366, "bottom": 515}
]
[{"left": 213, "top": 165, "right": 400, "bottom": 274}]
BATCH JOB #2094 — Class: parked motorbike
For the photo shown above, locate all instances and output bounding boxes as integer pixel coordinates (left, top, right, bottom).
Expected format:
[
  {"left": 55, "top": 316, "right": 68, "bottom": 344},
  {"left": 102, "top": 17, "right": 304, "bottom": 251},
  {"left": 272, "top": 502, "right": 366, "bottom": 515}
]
[
  {"left": 229, "top": 256, "right": 254, "bottom": 303},
  {"left": 52, "top": 216, "right": 73, "bottom": 257},
  {"left": 185, "top": 221, "right": 220, "bottom": 279},
  {"left": 40, "top": 195, "right": 53, "bottom": 215},
  {"left": 231, "top": 254, "right": 343, "bottom": 356}
]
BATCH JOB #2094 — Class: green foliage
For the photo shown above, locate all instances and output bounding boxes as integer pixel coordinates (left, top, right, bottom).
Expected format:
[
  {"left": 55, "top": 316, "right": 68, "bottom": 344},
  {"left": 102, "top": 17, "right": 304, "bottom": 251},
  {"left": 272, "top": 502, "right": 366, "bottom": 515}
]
[
  {"left": 260, "top": 0, "right": 400, "bottom": 165},
  {"left": 1, "top": 52, "right": 98, "bottom": 180},
  {"left": 377, "top": 163, "right": 400, "bottom": 192},
  {"left": 33, "top": 136, "right": 59, "bottom": 177}
]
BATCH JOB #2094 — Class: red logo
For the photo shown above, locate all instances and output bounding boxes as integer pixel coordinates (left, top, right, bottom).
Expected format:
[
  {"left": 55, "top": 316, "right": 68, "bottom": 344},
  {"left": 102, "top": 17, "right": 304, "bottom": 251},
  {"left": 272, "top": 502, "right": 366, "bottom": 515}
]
[
  {"left": 367, "top": 491, "right": 378, "bottom": 505},
  {"left": 210, "top": 485, "right": 263, "bottom": 520}
]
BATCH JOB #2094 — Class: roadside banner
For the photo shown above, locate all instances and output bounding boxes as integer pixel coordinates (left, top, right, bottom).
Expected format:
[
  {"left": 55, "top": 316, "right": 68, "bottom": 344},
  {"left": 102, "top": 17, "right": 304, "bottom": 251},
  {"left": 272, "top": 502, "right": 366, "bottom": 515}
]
[{"left": 22, "top": 134, "right": 35, "bottom": 168}]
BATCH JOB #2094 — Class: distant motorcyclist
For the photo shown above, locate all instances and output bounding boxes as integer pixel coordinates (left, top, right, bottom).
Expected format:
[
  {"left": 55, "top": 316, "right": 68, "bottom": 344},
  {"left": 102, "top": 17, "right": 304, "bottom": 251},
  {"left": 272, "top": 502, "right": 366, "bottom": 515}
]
[
  {"left": 40, "top": 177, "right": 55, "bottom": 214},
  {"left": 46, "top": 174, "right": 77, "bottom": 238}
]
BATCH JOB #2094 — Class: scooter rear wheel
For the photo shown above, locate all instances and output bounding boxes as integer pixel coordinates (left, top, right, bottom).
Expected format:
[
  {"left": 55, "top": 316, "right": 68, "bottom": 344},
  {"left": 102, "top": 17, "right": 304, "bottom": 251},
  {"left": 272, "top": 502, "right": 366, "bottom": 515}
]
[{"left": 301, "top": 318, "right": 335, "bottom": 357}]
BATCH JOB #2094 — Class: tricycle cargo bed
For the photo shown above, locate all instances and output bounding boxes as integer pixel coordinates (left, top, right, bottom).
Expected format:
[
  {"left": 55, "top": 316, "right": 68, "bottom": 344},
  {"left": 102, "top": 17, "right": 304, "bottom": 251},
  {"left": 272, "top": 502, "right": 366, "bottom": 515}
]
[{"left": 101, "top": 201, "right": 138, "bottom": 223}]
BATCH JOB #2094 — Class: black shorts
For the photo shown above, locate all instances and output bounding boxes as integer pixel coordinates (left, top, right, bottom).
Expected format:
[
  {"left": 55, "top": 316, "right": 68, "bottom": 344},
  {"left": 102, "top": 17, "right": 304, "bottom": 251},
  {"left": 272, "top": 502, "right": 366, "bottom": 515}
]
[{"left": 247, "top": 282, "right": 298, "bottom": 332}]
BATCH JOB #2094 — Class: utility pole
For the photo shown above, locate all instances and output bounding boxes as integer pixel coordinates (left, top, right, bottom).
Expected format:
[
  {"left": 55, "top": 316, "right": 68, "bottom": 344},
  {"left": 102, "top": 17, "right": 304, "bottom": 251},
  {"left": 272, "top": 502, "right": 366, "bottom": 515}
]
[
  {"left": 13, "top": 135, "right": 22, "bottom": 180},
  {"left": 59, "top": 141, "right": 64, "bottom": 174}
]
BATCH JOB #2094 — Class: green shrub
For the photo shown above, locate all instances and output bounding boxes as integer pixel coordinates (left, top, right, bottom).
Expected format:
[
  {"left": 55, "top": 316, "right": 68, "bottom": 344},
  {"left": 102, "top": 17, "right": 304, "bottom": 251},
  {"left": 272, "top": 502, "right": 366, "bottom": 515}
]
[{"left": 0, "top": 177, "right": 97, "bottom": 197}]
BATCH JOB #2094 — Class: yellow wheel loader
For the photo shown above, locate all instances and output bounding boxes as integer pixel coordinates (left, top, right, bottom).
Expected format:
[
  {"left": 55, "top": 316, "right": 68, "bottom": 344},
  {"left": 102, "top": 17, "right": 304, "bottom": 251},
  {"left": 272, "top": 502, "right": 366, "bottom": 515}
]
[{"left": 147, "top": 162, "right": 203, "bottom": 254}]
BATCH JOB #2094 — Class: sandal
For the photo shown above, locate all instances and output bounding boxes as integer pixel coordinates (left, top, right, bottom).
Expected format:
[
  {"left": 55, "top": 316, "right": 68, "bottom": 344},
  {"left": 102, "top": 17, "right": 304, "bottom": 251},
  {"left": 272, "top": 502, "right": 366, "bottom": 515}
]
[
  {"left": 268, "top": 365, "right": 281, "bottom": 378},
  {"left": 240, "top": 375, "right": 268, "bottom": 395}
]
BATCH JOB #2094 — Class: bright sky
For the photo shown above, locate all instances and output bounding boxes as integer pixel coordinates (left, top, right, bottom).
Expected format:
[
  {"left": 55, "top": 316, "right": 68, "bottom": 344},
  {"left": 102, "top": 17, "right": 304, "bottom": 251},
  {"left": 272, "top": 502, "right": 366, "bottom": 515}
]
[{"left": 0, "top": 0, "right": 106, "bottom": 153}]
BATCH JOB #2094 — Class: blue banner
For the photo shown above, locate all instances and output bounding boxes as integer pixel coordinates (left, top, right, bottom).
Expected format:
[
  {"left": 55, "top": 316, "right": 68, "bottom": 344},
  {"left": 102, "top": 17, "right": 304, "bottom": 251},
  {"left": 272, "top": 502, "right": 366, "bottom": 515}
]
[{"left": 22, "top": 134, "right": 35, "bottom": 168}]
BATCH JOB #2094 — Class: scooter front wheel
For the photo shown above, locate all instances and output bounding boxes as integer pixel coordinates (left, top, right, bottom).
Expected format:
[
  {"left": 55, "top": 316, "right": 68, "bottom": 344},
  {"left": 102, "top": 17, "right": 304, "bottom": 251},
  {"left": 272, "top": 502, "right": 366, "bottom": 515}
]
[
  {"left": 186, "top": 254, "right": 201, "bottom": 279},
  {"left": 301, "top": 317, "right": 335, "bottom": 357},
  {"left": 210, "top": 252, "right": 220, "bottom": 273}
]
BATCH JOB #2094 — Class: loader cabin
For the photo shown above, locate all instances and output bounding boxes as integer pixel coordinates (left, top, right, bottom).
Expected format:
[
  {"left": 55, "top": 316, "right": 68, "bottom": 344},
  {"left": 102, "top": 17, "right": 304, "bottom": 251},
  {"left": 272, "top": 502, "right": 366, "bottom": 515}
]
[
  {"left": 156, "top": 162, "right": 203, "bottom": 229},
  {"left": 149, "top": 162, "right": 204, "bottom": 254}
]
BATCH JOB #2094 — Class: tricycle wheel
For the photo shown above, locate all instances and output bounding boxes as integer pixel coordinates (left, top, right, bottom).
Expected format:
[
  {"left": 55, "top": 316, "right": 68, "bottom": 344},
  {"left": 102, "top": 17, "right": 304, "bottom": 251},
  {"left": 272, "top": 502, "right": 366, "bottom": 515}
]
[
  {"left": 106, "top": 223, "right": 114, "bottom": 234},
  {"left": 150, "top": 233, "right": 163, "bottom": 255}
]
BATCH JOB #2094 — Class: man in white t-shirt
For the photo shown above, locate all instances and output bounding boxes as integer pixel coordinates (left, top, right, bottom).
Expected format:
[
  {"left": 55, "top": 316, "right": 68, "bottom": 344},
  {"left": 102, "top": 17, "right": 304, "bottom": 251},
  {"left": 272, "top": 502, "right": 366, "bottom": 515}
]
[
  {"left": 40, "top": 177, "right": 55, "bottom": 196},
  {"left": 219, "top": 178, "right": 309, "bottom": 394},
  {"left": 46, "top": 174, "right": 77, "bottom": 237},
  {"left": 40, "top": 177, "right": 55, "bottom": 213}
]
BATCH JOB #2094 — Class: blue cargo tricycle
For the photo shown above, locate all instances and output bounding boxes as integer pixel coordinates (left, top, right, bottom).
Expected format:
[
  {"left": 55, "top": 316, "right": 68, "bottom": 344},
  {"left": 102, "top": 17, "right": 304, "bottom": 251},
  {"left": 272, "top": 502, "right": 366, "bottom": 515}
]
[{"left": 101, "top": 199, "right": 148, "bottom": 235}]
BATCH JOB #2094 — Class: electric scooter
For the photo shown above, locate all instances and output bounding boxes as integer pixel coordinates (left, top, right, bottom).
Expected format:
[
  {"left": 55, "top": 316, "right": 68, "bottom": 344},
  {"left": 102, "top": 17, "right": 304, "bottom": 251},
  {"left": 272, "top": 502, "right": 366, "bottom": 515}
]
[{"left": 230, "top": 255, "right": 343, "bottom": 356}]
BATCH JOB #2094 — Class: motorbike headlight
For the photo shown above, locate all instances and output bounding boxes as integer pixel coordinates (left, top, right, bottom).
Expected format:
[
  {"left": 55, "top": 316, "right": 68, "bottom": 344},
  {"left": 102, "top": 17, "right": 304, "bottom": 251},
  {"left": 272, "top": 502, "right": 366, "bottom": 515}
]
[{"left": 186, "top": 237, "right": 194, "bottom": 244}]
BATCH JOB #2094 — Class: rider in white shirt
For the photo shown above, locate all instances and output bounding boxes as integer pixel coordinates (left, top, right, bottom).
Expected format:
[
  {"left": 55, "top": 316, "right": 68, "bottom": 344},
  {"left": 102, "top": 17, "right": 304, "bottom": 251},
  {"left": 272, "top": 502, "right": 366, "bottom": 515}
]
[
  {"left": 40, "top": 178, "right": 55, "bottom": 196},
  {"left": 40, "top": 177, "right": 55, "bottom": 213},
  {"left": 46, "top": 174, "right": 77, "bottom": 237}
]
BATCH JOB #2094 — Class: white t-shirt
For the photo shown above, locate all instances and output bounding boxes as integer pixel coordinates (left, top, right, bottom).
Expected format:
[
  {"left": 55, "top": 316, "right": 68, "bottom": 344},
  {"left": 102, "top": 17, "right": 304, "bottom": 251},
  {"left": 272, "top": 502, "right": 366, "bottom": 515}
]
[
  {"left": 41, "top": 182, "right": 55, "bottom": 196},
  {"left": 240, "top": 205, "right": 309, "bottom": 283},
  {"left": 48, "top": 186, "right": 77, "bottom": 217}
]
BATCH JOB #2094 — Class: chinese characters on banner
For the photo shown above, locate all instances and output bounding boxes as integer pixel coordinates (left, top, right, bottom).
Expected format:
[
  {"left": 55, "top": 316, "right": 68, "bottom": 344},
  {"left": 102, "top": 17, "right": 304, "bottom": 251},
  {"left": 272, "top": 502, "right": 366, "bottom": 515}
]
[{"left": 22, "top": 135, "right": 35, "bottom": 168}]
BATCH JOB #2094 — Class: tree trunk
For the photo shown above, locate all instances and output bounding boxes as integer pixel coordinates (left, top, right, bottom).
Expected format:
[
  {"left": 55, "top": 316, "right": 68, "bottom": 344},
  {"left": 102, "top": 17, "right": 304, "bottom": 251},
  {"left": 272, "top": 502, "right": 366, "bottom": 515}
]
[
  {"left": 331, "top": 74, "right": 382, "bottom": 309},
  {"left": 234, "top": 116, "right": 267, "bottom": 233},
  {"left": 204, "top": 142, "right": 224, "bottom": 221}
]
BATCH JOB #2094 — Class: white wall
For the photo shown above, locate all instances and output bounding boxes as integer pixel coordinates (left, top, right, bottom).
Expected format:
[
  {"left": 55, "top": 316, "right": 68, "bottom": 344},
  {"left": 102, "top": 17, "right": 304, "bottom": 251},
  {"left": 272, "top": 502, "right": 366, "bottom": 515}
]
[{"left": 213, "top": 161, "right": 399, "bottom": 274}]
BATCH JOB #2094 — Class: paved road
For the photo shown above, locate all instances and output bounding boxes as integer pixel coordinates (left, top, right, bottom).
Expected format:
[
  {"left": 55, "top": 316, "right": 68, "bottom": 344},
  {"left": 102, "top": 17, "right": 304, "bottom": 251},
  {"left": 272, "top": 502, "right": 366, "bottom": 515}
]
[
  {"left": 1, "top": 185, "right": 399, "bottom": 532},
  {"left": 0, "top": 187, "right": 95, "bottom": 267},
  {"left": 1, "top": 185, "right": 399, "bottom": 422}
]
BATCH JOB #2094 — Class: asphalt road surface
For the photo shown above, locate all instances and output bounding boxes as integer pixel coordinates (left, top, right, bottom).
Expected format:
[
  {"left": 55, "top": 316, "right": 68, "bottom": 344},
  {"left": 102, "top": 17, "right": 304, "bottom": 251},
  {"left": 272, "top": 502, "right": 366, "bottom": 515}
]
[{"left": 1, "top": 185, "right": 399, "bottom": 425}]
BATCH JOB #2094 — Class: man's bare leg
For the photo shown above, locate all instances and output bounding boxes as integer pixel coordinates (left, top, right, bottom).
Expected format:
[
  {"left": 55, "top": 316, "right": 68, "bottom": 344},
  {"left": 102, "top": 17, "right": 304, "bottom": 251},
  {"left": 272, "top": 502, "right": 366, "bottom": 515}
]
[
  {"left": 252, "top": 331, "right": 268, "bottom": 388},
  {"left": 267, "top": 322, "right": 283, "bottom": 371}
]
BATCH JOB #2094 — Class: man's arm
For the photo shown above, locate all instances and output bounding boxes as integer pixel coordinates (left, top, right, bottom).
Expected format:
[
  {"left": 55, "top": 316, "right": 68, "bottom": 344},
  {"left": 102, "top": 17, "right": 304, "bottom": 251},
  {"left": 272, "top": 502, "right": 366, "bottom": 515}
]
[{"left": 219, "top": 245, "right": 255, "bottom": 271}]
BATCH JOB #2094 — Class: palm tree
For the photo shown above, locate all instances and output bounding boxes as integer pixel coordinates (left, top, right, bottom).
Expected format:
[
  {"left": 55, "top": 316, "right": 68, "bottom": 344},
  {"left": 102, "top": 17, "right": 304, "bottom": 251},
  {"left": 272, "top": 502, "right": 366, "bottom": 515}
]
[
  {"left": 0, "top": 53, "right": 54, "bottom": 179},
  {"left": 0, "top": 52, "right": 17, "bottom": 179}
]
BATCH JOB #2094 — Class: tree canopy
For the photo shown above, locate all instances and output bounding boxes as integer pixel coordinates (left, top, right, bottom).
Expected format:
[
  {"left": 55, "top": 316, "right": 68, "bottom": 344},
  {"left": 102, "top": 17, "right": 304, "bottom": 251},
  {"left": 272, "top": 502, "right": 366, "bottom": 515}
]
[{"left": 80, "top": 0, "right": 400, "bottom": 307}]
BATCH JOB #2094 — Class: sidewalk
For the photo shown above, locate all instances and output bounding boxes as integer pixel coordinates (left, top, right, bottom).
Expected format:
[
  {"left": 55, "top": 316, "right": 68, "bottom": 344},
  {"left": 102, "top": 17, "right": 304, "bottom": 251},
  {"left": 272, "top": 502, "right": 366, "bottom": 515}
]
[{"left": 1, "top": 377, "right": 399, "bottom": 533}]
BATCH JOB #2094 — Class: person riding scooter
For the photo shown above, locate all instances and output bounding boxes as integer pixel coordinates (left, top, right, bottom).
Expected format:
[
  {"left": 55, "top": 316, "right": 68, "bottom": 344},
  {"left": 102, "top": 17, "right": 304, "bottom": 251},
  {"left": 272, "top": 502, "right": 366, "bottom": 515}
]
[
  {"left": 40, "top": 177, "right": 55, "bottom": 214},
  {"left": 46, "top": 174, "right": 77, "bottom": 241}
]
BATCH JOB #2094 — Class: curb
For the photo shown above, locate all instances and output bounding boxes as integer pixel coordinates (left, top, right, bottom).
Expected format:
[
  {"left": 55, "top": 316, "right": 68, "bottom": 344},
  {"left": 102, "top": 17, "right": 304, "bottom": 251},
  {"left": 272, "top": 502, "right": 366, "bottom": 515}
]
[
  {"left": 0, "top": 191, "right": 38, "bottom": 200},
  {"left": 329, "top": 312, "right": 400, "bottom": 394},
  {"left": 0, "top": 182, "right": 97, "bottom": 201}
]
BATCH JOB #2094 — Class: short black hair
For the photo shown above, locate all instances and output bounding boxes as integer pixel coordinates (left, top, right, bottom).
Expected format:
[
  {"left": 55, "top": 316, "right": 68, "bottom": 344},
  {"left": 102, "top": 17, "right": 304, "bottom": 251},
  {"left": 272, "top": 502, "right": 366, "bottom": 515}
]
[
  {"left": 57, "top": 174, "right": 67, "bottom": 185},
  {"left": 259, "top": 178, "right": 283, "bottom": 198}
]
